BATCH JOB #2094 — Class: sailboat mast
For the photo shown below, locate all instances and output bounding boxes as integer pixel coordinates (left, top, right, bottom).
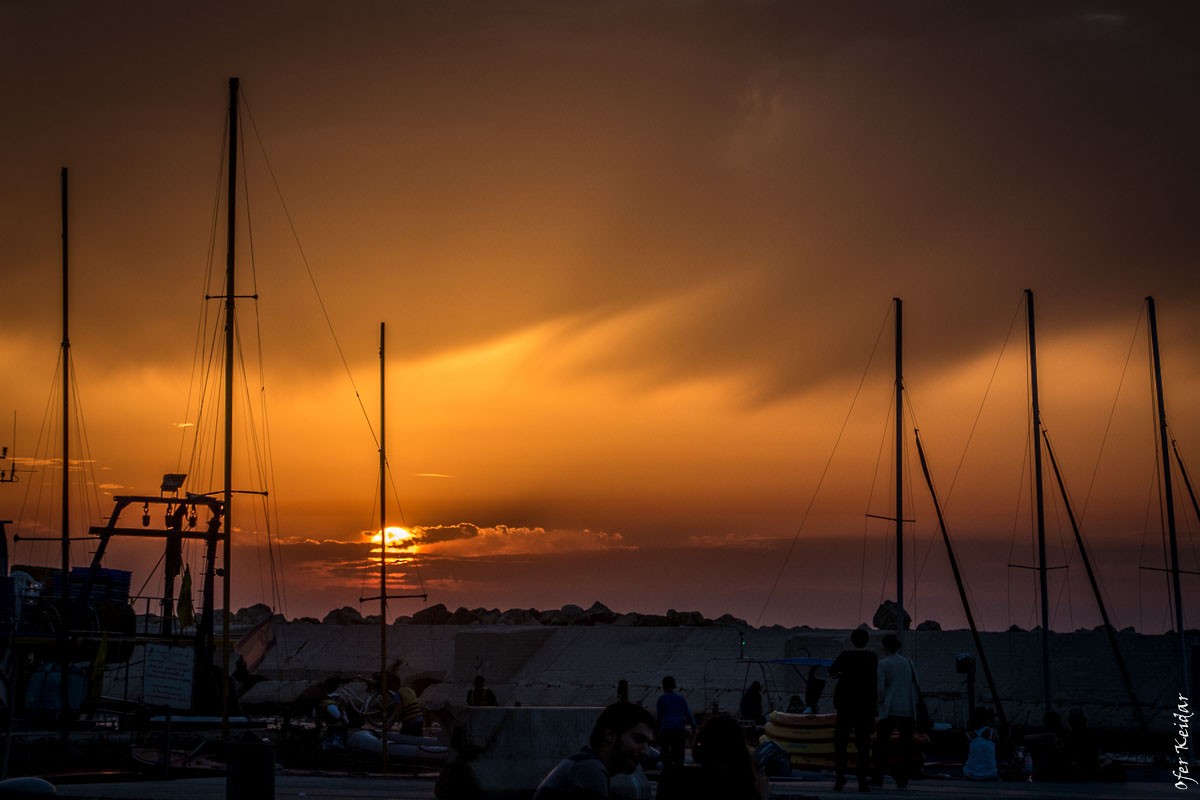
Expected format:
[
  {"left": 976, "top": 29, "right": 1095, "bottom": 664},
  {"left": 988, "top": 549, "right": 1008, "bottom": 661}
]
[
  {"left": 380, "top": 322, "right": 390, "bottom": 770},
  {"left": 1025, "top": 289, "right": 1051, "bottom": 712},
  {"left": 60, "top": 167, "right": 71, "bottom": 599},
  {"left": 1147, "top": 296, "right": 1188, "bottom": 700},
  {"left": 59, "top": 166, "right": 71, "bottom": 744},
  {"left": 221, "top": 76, "right": 240, "bottom": 729},
  {"left": 894, "top": 297, "right": 904, "bottom": 635}
]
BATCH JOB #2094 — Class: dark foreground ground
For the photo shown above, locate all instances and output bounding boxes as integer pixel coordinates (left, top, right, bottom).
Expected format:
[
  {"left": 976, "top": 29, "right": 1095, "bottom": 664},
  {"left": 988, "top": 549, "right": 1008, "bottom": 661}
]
[{"left": 46, "top": 772, "right": 1181, "bottom": 800}]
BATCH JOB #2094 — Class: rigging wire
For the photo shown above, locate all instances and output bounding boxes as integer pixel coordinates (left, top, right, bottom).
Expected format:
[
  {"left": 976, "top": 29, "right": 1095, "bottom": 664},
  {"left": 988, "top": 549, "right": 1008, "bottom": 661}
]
[
  {"left": 241, "top": 89, "right": 428, "bottom": 625},
  {"left": 177, "top": 112, "right": 229, "bottom": 475},
  {"left": 862, "top": 378, "right": 894, "bottom": 623},
  {"left": 240, "top": 89, "right": 379, "bottom": 445},
  {"left": 1136, "top": 317, "right": 1170, "bottom": 632},
  {"left": 755, "top": 301, "right": 892, "bottom": 627},
  {"left": 237, "top": 140, "right": 289, "bottom": 621},
  {"left": 940, "top": 297, "right": 1025, "bottom": 510},
  {"left": 1172, "top": 435, "right": 1200, "bottom": 576},
  {"left": 906, "top": 389, "right": 986, "bottom": 630}
]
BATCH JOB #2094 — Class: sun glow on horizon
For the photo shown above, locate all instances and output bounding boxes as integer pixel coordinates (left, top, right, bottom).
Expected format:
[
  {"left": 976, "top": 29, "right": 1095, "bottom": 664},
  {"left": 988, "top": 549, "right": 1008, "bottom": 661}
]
[{"left": 368, "top": 526, "right": 416, "bottom": 555}]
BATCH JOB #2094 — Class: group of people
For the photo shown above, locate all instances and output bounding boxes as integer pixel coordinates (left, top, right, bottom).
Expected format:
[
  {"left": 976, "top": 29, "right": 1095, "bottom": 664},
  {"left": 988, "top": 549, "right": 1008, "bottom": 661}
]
[
  {"left": 533, "top": 675, "right": 768, "bottom": 800},
  {"left": 828, "top": 629, "right": 921, "bottom": 792}
]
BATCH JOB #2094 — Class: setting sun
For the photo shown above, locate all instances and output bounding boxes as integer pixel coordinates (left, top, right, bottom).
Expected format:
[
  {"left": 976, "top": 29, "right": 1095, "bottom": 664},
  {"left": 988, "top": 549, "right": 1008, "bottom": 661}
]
[{"left": 369, "top": 526, "right": 415, "bottom": 551}]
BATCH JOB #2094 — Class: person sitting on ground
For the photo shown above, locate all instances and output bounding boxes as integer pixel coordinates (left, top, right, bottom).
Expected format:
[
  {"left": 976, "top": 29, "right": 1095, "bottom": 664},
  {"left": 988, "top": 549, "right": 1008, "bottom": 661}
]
[
  {"left": 656, "top": 675, "right": 697, "bottom": 767},
  {"left": 1023, "top": 710, "right": 1069, "bottom": 780},
  {"left": 390, "top": 683, "right": 425, "bottom": 736},
  {"left": 533, "top": 702, "right": 657, "bottom": 800},
  {"left": 657, "top": 714, "right": 768, "bottom": 800},
  {"left": 317, "top": 690, "right": 349, "bottom": 750},
  {"left": 963, "top": 706, "right": 999, "bottom": 780}
]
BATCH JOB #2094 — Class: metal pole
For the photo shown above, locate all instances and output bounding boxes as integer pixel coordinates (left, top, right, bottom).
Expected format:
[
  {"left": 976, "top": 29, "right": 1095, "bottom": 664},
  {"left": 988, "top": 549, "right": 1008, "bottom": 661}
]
[
  {"left": 59, "top": 166, "right": 72, "bottom": 750},
  {"left": 1025, "top": 289, "right": 1051, "bottom": 713},
  {"left": 894, "top": 297, "right": 904, "bottom": 636},
  {"left": 221, "top": 76, "right": 239, "bottom": 736},
  {"left": 1148, "top": 297, "right": 1188, "bottom": 707},
  {"left": 380, "top": 322, "right": 390, "bottom": 771}
]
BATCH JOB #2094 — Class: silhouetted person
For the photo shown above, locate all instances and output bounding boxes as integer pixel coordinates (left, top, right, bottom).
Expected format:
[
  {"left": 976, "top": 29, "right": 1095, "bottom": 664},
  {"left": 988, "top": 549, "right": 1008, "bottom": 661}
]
[
  {"left": 657, "top": 714, "right": 767, "bottom": 800},
  {"left": 287, "top": 674, "right": 348, "bottom": 727},
  {"left": 871, "top": 634, "right": 917, "bottom": 789},
  {"left": 533, "top": 702, "right": 656, "bottom": 800},
  {"left": 656, "top": 675, "right": 697, "bottom": 767},
  {"left": 1023, "top": 710, "right": 1069, "bottom": 780},
  {"left": 829, "top": 628, "right": 877, "bottom": 792},
  {"left": 232, "top": 655, "right": 268, "bottom": 697},
  {"left": 1066, "top": 707, "right": 1108, "bottom": 777},
  {"left": 617, "top": 678, "right": 630, "bottom": 704},
  {"left": 392, "top": 683, "right": 424, "bottom": 735},
  {"left": 804, "top": 665, "right": 827, "bottom": 713},
  {"left": 435, "top": 725, "right": 483, "bottom": 800},
  {"left": 738, "top": 681, "right": 764, "bottom": 724},
  {"left": 466, "top": 674, "right": 497, "bottom": 706}
]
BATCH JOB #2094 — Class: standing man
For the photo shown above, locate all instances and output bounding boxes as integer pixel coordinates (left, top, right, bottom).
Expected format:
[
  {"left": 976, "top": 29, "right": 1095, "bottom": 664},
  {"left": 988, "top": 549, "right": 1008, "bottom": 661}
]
[
  {"left": 829, "top": 628, "right": 878, "bottom": 792},
  {"left": 872, "top": 634, "right": 917, "bottom": 789},
  {"left": 533, "top": 702, "right": 657, "bottom": 800},
  {"left": 655, "top": 676, "right": 697, "bottom": 767}
]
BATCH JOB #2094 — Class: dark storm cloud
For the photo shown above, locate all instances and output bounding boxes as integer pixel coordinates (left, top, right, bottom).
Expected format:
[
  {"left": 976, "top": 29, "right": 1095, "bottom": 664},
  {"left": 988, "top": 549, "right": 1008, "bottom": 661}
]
[
  {"left": 412, "top": 523, "right": 480, "bottom": 545},
  {"left": 5, "top": 1, "right": 1196, "bottom": 405}
]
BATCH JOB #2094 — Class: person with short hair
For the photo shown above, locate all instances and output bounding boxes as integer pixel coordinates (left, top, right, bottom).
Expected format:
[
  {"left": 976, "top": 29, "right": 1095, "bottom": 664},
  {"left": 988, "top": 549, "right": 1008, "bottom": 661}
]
[
  {"left": 871, "top": 634, "right": 918, "bottom": 789},
  {"left": 533, "top": 702, "right": 657, "bottom": 800},
  {"left": 656, "top": 676, "right": 697, "bottom": 767},
  {"left": 656, "top": 714, "right": 768, "bottom": 800},
  {"left": 829, "top": 627, "right": 877, "bottom": 792}
]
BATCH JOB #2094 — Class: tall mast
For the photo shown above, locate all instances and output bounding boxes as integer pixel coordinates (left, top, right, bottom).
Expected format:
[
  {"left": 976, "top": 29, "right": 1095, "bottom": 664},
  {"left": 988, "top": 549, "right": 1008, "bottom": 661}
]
[
  {"left": 379, "top": 322, "right": 390, "bottom": 770},
  {"left": 59, "top": 166, "right": 71, "bottom": 747},
  {"left": 60, "top": 167, "right": 71, "bottom": 600},
  {"left": 1148, "top": 296, "right": 1188, "bottom": 701},
  {"left": 1025, "top": 289, "right": 1051, "bottom": 712},
  {"left": 221, "top": 76, "right": 240, "bottom": 731},
  {"left": 894, "top": 297, "right": 904, "bottom": 635}
]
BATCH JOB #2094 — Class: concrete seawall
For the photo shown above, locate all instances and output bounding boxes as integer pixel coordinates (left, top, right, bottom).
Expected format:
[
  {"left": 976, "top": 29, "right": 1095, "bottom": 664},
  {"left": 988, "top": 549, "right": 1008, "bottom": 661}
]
[{"left": 229, "top": 621, "right": 1188, "bottom": 736}]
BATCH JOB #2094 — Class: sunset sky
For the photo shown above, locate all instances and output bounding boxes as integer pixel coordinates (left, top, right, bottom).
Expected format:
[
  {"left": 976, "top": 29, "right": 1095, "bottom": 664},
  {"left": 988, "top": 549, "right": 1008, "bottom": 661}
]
[{"left": 2, "top": 1, "right": 1198, "bottom": 633}]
